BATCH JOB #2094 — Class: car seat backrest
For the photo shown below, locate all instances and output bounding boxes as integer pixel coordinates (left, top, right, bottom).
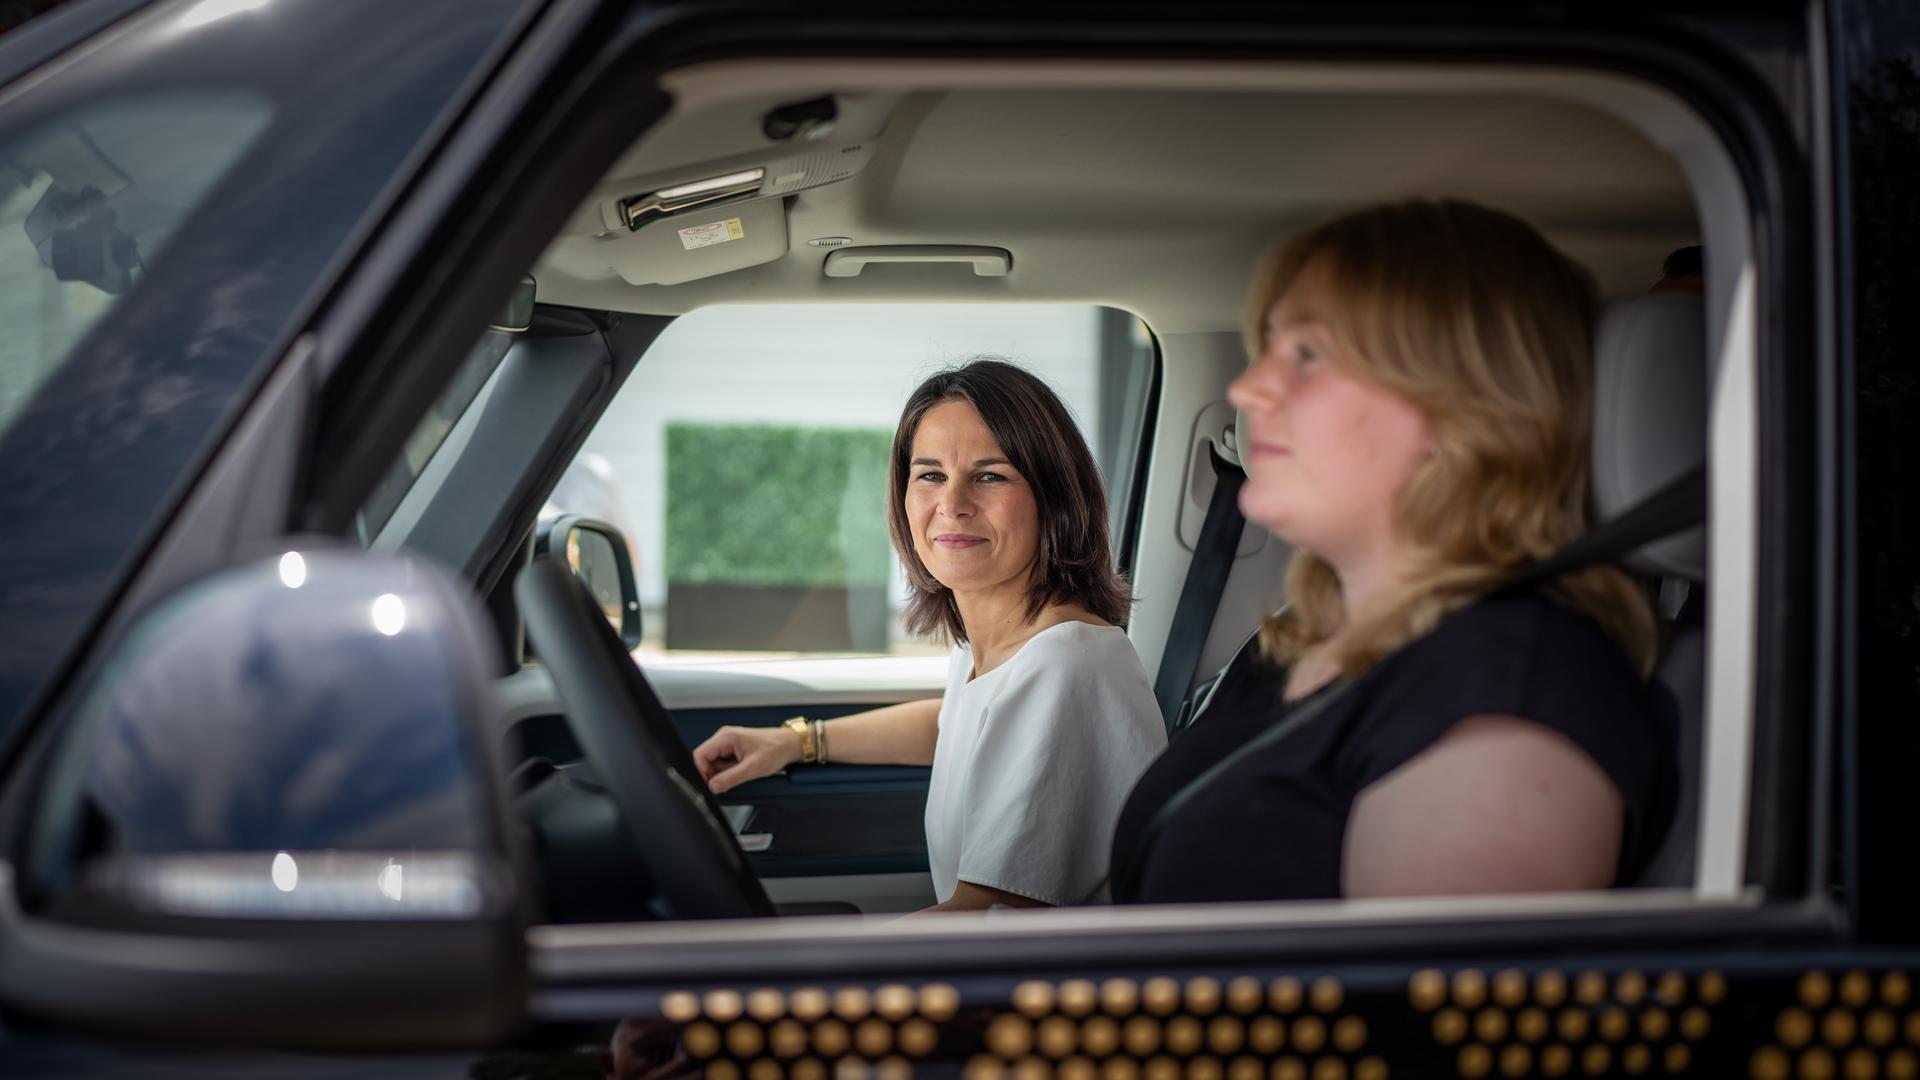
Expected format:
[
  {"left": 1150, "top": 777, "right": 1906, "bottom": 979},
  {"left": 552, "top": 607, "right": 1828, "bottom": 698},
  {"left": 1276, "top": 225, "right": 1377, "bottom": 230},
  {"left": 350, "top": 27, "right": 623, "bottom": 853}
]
[
  {"left": 1592, "top": 293, "right": 1708, "bottom": 580},
  {"left": 1590, "top": 292, "right": 1708, "bottom": 888}
]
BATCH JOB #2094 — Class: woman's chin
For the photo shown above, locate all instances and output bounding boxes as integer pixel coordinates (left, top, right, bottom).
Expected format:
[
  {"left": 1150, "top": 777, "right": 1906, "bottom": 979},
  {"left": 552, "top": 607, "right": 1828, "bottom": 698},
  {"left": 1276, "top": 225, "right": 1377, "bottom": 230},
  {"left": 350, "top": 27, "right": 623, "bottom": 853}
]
[{"left": 1237, "top": 491, "right": 1297, "bottom": 536}]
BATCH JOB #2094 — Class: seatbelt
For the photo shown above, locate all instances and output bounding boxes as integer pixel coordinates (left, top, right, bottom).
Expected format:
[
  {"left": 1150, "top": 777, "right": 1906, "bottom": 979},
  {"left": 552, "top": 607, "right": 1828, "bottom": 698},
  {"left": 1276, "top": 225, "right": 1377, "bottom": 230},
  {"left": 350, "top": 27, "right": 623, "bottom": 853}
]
[
  {"left": 1152, "top": 442, "right": 1246, "bottom": 734},
  {"left": 1114, "top": 460, "right": 1708, "bottom": 900},
  {"left": 1489, "top": 465, "right": 1706, "bottom": 600}
]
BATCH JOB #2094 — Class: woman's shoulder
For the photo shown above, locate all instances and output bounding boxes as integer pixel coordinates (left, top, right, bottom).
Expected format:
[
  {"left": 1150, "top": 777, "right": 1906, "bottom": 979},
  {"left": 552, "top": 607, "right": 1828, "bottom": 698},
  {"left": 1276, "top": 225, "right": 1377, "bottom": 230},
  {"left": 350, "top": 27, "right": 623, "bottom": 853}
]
[
  {"left": 982, "top": 621, "right": 1156, "bottom": 714},
  {"left": 1365, "top": 590, "right": 1665, "bottom": 771},
  {"left": 1420, "top": 591, "right": 1642, "bottom": 682},
  {"left": 1008, "top": 620, "right": 1145, "bottom": 677}
]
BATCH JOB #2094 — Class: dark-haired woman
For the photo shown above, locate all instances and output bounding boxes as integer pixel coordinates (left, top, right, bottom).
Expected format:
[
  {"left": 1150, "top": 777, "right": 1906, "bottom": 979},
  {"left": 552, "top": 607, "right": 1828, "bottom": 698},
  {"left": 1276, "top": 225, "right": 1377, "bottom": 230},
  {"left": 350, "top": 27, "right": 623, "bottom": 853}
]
[{"left": 694, "top": 360, "right": 1165, "bottom": 911}]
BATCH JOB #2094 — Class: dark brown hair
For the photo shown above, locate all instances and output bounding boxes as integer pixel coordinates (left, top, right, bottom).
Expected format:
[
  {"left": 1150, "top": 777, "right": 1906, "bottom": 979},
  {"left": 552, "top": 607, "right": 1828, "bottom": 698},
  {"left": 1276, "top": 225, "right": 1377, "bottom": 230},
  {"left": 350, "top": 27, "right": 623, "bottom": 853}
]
[{"left": 887, "top": 359, "right": 1131, "bottom": 644}]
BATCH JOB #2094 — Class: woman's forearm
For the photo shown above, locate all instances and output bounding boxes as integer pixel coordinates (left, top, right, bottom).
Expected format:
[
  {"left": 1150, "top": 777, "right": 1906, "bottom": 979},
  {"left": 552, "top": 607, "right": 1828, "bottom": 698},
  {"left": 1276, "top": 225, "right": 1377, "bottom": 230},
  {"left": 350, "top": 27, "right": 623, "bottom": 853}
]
[{"left": 818, "top": 698, "right": 941, "bottom": 766}]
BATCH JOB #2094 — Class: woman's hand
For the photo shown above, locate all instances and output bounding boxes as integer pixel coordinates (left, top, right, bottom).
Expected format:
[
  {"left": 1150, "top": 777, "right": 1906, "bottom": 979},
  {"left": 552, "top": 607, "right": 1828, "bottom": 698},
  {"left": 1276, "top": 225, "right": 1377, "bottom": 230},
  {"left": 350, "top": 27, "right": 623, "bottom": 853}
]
[{"left": 692, "top": 724, "right": 803, "bottom": 794}]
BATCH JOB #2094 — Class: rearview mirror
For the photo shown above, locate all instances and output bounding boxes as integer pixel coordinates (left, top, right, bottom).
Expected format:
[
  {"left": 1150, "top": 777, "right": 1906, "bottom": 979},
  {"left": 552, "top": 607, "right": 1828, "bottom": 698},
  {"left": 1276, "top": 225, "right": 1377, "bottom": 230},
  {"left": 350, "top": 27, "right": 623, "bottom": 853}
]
[
  {"left": 0, "top": 547, "right": 528, "bottom": 1050},
  {"left": 536, "top": 515, "right": 642, "bottom": 649}
]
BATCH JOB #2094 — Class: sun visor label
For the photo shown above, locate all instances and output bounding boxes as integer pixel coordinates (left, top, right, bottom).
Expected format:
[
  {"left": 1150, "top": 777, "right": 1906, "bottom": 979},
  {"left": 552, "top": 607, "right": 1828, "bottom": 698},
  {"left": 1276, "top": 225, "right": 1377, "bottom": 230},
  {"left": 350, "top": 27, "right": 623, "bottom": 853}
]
[{"left": 678, "top": 217, "right": 745, "bottom": 250}]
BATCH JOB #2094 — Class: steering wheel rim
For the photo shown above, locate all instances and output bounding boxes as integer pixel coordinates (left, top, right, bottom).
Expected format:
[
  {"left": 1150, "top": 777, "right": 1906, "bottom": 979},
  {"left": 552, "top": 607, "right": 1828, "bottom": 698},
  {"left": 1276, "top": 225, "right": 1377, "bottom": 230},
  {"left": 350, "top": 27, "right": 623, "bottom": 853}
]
[{"left": 515, "top": 557, "right": 772, "bottom": 919}]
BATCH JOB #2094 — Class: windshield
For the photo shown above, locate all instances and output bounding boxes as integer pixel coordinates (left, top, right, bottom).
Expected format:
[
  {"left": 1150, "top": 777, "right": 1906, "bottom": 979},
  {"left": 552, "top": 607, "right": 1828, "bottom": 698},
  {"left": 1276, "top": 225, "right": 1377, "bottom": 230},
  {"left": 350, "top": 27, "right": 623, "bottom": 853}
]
[{"left": 0, "top": 93, "right": 272, "bottom": 439}]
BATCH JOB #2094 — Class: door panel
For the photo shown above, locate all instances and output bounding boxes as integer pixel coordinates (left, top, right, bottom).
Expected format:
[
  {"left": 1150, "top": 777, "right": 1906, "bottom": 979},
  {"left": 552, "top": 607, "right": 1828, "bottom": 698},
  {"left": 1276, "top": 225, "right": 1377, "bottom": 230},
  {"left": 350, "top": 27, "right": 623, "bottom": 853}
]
[{"left": 500, "top": 666, "right": 938, "bottom": 886}]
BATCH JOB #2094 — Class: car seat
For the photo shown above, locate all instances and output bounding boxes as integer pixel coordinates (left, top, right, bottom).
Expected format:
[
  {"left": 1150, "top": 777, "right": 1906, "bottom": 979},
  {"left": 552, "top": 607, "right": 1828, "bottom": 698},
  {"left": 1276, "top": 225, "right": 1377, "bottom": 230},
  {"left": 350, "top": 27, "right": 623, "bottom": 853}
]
[{"left": 1589, "top": 292, "right": 1709, "bottom": 888}]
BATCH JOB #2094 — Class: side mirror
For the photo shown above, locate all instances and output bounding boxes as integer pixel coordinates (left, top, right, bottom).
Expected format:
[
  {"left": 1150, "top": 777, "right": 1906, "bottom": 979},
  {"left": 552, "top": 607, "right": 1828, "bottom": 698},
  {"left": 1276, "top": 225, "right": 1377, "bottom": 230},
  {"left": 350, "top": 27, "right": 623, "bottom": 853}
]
[
  {"left": 487, "top": 274, "right": 537, "bottom": 333},
  {"left": 0, "top": 547, "right": 528, "bottom": 1050},
  {"left": 535, "top": 515, "right": 641, "bottom": 650}
]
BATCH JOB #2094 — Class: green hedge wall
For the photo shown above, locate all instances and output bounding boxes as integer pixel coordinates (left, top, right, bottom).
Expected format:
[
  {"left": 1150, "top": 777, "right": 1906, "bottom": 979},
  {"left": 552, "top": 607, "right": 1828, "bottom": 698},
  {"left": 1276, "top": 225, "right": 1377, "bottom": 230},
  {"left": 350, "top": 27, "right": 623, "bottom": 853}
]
[{"left": 665, "top": 422, "right": 894, "bottom": 588}]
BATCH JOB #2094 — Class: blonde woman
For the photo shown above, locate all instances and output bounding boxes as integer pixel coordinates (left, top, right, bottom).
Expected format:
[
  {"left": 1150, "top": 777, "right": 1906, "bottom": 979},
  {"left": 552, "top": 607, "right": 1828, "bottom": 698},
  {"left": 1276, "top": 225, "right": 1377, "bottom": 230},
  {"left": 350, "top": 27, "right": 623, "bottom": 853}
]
[{"left": 1111, "top": 200, "right": 1675, "bottom": 902}]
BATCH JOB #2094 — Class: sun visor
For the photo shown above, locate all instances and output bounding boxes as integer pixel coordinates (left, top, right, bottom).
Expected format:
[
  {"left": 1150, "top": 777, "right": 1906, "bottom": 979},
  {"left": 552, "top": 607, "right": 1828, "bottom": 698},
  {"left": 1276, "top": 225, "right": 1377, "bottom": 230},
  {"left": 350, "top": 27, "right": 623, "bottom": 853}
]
[{"left": 596, "top": 197, "right": 789, "bottom": 287}]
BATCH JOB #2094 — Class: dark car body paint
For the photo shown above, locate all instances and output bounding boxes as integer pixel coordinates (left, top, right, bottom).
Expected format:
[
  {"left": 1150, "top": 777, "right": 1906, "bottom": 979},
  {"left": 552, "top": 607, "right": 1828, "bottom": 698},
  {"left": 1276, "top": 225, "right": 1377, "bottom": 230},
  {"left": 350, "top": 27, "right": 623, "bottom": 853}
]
[{"left": 0, "top": 0, "right": 1911, "bottom": 1072}]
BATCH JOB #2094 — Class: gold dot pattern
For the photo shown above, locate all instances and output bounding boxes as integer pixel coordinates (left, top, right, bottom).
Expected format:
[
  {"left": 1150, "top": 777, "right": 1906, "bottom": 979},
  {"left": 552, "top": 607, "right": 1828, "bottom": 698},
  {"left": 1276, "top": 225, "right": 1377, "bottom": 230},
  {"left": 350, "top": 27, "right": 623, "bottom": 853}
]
[
  {"left": 769, "top": 1019, "right": 807, "bottom": 1059},
  {"left": 834, "top": 986, "right": 873, "bottom": 1022},
  {"left": 1208, "top": 1016, "right": 1245, "bottom": 1056},
  {"left": 706, "top": 989, "right": 745, "bottom": 1023},
  {"left": 1657, "top": 973, "right": 1688, "bottom": 1006},
  {"left": 1167, "top": 1017, "right": 1204, "bottom": 1057},
  {"left": 1456, "top": 972, "right": 1491, "bottom": 1011},
  {"left": 1124, "top": 1016, "right": 1163, "bottom": 1058},
  {"left": 1188, "top": 978, "right": 1224, "bottom": 1016},
  {"left": 1084, "top": 1018, "right": 1121, "bottom": 1058},
  {"left": 1249, "top": 1016, "right": 1286, "bottom": 1055},
  {"left": 1144, "top": 979, "right": 1183, "bottom": 1017},
  {"left": 727, "top": 1021, "right": 765, "bottom": 1058},
  {"left": 748, "top": 988, "right": 786, "bottom": 1023},
  {"left": 1412, "top": 971, "right": 1449, "bottom": 1012},
  {"left": 1041, "top": 1016, "right": 1080, "bottom": 1059},
  {"left": 915, "top": 974, "right": 1380, "bottom": 1080},
  {"left": 1494, "top": 971, "right": 1529, "bottom": 1010},
  {"left": 1062, "top": 981, "right": 1099, "bottom": 1018},
  {"left": 1537, "top": 973, "right": 1570, "bottom": 1010},
  {"left": 874, "top": 984, "right": 916, "bottom": 1022},
  {"left": 1617, "top": 972, "right": 1649, "bottom": 1007},
  {"left": 1227, "top": 978, "right": 1264, "bottom": 1016},
  {"left": 1272, "top": 978, "right": 1306, "bottom": 1015},
  {"left": 1753, "top": 970, "right": 1920, "bottom": 1080},
  {"left": 649, "top": 966, "right": 1920, "bottom": 1076},
  {"left": 1410, "top": 966, "right": 1724, "bottom": 1077}
]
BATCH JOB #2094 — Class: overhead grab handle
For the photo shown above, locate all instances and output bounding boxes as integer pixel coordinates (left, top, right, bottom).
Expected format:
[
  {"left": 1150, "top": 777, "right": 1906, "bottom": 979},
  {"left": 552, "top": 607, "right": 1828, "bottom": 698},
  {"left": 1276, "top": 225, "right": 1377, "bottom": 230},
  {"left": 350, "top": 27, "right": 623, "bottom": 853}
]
[{"left": 822, "top": 245, "right": 1011, "bottom": 278}]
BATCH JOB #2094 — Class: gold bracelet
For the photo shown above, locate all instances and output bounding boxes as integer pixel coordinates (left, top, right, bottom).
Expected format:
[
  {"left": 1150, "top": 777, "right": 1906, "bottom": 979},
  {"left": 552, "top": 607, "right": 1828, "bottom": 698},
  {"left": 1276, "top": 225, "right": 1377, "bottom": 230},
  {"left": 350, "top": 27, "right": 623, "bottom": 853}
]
[
  {"left": 782, "top": 716, "right": 817, "bottom": 764},
  {"left": 812, "top": 719, "right": 828, "bottom": 765}
]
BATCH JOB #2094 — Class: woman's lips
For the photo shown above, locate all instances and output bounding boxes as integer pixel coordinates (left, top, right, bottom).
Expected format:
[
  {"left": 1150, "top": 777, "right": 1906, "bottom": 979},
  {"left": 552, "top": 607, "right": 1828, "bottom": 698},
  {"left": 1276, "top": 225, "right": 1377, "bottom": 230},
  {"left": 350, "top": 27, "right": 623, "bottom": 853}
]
[
  {"left": 1245, "top": 441, "right": 1290, "bottom": 460},
  {"left": 934, "top": 534, "right": 988, "bottom": 549}
]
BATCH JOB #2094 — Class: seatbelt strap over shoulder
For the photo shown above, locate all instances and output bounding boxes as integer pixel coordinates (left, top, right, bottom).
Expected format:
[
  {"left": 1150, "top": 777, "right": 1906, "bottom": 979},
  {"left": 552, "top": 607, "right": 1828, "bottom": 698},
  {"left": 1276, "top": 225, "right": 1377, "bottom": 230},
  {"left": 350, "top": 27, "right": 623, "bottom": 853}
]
[
  {"left": 1152, "top": 442, "right": 1246, "bottom": 734},
  {"left": 1491, "top": 465, "right": 1707, "bottom": 600}
]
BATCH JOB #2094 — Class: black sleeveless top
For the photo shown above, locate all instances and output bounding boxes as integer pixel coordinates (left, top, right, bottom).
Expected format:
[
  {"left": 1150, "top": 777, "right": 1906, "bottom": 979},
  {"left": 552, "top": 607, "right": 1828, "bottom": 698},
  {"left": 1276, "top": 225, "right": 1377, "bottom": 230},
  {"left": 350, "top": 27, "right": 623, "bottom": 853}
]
[{"left": 1111, "top": 593, "right": 1676, "bottom": 903}]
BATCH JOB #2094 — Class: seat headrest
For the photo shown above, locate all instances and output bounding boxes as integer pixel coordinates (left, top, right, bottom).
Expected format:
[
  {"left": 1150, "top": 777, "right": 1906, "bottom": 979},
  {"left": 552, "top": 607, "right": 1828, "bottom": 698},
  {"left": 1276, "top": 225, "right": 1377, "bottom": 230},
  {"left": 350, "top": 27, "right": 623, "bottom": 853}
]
[{"left": 1591, "top": 293, "right": 1707, "bottom": 582}]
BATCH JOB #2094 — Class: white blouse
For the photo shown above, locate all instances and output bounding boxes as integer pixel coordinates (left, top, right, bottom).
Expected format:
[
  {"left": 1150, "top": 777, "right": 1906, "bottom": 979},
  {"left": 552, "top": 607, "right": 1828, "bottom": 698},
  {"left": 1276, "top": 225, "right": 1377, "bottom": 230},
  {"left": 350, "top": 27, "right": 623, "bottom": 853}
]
[{"left": 924, "top": 622, "right": 1167, "bottom": 906}]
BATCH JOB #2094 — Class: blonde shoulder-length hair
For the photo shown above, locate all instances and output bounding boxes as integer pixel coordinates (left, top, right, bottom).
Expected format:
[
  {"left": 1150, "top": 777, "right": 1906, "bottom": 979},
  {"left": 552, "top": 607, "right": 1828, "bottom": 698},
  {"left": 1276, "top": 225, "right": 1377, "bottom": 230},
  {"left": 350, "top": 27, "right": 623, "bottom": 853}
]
[{"left": 1248, "top": 199, "right": 1657, "bottom": 677}]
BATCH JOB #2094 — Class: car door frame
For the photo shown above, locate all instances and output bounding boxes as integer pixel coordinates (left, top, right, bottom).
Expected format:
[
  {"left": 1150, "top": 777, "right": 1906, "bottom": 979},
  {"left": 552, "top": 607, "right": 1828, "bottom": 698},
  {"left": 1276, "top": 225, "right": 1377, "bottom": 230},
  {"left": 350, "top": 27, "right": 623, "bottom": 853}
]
[{"left": 282, "top": 0, "right": 1832, "bottom": 999}]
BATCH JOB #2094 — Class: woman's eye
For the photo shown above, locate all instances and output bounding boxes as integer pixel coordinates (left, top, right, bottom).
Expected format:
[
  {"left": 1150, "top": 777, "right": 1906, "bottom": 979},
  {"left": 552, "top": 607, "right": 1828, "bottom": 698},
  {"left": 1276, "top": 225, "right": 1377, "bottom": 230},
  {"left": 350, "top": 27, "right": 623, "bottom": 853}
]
[
  {"left": 1295, "top": 342, "right": 1320, "bottom": 366},
  {"left": 914, "top": 471, "right": 944, "bottom": 483},
  {"left": 976, "top": 471, "right": 1008, "bottom": 484}
]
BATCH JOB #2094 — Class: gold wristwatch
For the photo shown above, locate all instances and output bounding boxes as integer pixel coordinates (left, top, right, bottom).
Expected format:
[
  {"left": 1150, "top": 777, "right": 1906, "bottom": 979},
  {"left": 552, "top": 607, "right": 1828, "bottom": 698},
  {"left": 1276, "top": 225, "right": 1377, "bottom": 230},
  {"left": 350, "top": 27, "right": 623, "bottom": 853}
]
[{"left": 783, "top": 716, "right": 818, "bottom": 764}]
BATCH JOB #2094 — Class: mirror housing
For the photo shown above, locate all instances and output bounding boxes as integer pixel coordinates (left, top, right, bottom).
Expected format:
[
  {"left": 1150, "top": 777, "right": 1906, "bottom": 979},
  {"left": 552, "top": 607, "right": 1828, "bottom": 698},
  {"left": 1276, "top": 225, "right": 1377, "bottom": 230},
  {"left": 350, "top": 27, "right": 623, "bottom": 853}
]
[
  {"left": 535, "top": 515, "right": 641, "bottom": 650},
  {"left": 487, "top": 274, "right": 537, "bottom": 333},
  {"left": 0, "top": 547, "right": 528, "bottom": 1050}
]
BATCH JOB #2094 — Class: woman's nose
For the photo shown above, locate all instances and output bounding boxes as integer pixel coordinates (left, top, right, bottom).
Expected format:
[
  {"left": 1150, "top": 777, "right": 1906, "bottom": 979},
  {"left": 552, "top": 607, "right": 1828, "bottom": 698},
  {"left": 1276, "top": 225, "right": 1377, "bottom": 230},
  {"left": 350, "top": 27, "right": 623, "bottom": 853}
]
[{"left": 1228, "top": 355, "right": 1284, "bottom": 412}]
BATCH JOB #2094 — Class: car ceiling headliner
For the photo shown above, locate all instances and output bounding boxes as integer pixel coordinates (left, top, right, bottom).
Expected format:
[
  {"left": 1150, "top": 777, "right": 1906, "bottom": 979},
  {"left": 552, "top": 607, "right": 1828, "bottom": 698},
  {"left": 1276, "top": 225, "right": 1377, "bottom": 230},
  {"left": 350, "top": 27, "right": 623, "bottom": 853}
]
[{"left": 535, "top": 83, "right": 1696, "bottom": 335}]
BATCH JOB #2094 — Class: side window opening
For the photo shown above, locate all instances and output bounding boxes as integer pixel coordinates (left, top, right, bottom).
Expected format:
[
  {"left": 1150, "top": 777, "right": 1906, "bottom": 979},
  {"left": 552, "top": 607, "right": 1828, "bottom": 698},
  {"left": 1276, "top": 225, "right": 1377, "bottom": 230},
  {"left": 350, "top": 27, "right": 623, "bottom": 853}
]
[{"left": 547, "top": 303, "right": 1157, "bottom": 663}]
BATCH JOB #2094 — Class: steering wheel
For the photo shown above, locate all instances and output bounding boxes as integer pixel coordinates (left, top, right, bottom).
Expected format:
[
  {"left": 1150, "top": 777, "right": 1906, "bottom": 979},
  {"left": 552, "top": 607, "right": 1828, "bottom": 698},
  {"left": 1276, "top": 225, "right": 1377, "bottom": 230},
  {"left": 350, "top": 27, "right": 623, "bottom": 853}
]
[{"left": 515, "top": 557, "right": 773, "bottom": 919}]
